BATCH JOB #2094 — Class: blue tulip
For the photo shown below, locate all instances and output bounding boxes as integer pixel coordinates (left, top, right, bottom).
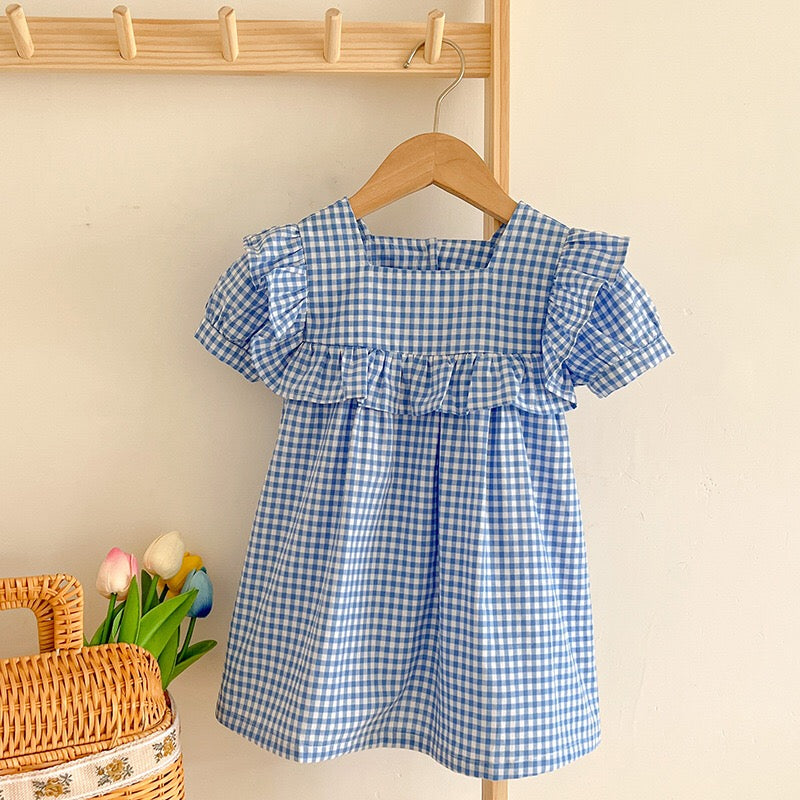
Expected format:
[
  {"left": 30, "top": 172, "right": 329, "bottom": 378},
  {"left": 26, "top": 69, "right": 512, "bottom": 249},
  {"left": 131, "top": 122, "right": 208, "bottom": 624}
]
[{"left": 180, "top": 567, "right": 213, "bottom": 618}]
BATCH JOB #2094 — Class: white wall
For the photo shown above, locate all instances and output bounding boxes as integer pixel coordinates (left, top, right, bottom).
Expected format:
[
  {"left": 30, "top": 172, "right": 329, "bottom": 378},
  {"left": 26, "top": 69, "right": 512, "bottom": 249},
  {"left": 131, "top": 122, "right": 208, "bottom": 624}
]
[{"left": 1, "top": 1, "right": 796, "bottom": 798}]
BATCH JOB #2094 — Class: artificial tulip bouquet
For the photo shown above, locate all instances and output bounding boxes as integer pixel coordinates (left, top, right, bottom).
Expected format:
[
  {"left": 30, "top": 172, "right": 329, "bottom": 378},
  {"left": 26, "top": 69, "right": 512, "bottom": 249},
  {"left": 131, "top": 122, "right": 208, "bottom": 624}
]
[{"left": 88, "top": 531, "right": 217, "bottom": 688}]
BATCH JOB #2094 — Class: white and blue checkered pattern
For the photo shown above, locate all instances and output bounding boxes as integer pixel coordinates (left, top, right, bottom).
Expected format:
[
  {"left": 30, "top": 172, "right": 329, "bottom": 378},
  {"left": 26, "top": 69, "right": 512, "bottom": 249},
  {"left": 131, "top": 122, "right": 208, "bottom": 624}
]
[{"left": 194, "top": 196, "right": 674, "bottom": 780}]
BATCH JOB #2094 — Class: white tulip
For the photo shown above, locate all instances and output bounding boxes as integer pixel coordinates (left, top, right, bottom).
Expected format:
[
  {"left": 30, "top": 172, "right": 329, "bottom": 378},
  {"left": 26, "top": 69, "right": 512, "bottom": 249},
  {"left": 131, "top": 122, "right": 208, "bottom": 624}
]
[{"left": 142, "top": 530, "right": 185, "bottom": 579}]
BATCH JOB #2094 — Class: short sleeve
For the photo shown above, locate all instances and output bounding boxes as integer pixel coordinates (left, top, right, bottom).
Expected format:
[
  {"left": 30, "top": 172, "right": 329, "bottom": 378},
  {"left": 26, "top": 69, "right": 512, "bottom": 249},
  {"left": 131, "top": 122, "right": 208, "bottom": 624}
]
[
  {"left": 541, "top": 227, "right": 675, "bottom": 406},
  {"left": 565, "top": 265, "right": 675, "bottom": 397},
  {"left": 194, "top": 223, "right": 307, "bottom": 382}
]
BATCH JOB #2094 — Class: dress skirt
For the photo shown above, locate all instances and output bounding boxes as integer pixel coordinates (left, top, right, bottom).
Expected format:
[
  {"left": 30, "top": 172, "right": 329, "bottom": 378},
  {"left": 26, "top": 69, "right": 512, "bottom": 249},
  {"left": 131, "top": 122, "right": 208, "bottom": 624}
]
[{"left": 214, "top": 398, "right": 600, "bottom": 780}]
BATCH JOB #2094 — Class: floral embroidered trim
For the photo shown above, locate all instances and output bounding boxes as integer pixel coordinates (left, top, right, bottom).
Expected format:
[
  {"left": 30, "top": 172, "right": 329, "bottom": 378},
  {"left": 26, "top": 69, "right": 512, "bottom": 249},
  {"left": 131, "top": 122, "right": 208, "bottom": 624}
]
[{"left": 0, "top": 691, "right": 180, "bottom": 800}]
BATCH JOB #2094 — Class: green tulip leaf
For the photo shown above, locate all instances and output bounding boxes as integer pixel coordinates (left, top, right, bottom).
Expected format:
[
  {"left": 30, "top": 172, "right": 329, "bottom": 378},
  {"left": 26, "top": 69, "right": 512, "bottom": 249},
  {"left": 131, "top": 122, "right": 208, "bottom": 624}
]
[
  {"left": 88, "top": 601, "right": 125, "bottom": 646},
  {"left": 140, "top": 569, "right": 154, "bottom": 612},
  {"left": 118, "top": 575, "right": 141, "bottom": 644},
  {"left": 169, "top": 639, "right": 217, "bottom": 682},
  {"left": 178, "top": 638, "right": 217, "bottom": 662},
  {"left": 137, "top": 588, "right": 198, "bottom": 659},
  {"left": 88, "top": 622, "right": 104, "bottom": 646},
  {"left": 111, "top": 607, "right": 123, "bottom": 640},
  {"left": 157, "top": 626, "right": 181, "bottom": 690}
]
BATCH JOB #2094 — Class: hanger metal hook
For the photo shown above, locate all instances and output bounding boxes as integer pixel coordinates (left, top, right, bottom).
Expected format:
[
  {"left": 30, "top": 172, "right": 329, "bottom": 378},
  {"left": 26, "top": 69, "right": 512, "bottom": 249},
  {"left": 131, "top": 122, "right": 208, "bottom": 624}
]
[{"left": 403, "top": 37, "right": 466, "bottom": 133}]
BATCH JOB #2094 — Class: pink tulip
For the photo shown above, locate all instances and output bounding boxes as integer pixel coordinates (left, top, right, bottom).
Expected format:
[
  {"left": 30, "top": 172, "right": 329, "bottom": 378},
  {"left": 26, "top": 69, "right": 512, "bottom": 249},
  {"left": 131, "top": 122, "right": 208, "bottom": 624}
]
[{"left": 96, "top": 547, "right": 138, "bottom": 599}]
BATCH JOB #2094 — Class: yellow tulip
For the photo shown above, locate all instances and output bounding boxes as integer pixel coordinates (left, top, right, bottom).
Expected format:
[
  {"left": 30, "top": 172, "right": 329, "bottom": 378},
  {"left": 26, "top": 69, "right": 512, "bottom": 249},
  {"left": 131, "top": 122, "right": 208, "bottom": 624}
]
[{"left": 165, "top": 552, "right": 204, "bottom": 593}]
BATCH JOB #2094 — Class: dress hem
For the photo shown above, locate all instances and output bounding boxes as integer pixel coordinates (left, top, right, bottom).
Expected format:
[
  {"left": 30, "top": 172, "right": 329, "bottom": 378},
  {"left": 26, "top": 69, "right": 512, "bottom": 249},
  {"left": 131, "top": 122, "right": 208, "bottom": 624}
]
[{"left": 214, "top": 703, "right": 601, "bottom": 781}]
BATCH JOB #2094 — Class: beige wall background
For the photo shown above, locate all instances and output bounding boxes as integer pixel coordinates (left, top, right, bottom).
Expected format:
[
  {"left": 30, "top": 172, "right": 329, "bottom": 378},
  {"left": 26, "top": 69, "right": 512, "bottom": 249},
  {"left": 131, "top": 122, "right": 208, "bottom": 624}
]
[{"left": 1, "top": 1, "right": 797, "bottom": 798}]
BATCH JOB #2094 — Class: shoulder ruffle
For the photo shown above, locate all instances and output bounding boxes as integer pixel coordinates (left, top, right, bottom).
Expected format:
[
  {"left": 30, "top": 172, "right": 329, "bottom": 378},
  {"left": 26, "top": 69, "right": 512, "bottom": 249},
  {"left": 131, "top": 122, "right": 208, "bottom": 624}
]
[
  {"left": 540, "top": 227, "right": 630, "bottom": 406},
  {"left": 243, "top": 223, "right": 307, "bottom": 342}
]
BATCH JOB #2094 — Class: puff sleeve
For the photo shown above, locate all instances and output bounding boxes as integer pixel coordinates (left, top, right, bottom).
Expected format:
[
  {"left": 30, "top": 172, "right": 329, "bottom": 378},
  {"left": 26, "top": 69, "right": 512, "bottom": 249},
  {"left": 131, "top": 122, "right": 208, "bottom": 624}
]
[
  {"left": 542, "top": 228, "right": 675, "bottom": 405},
  {"left": 567, "top": 264, "right": 674, "bottom": 397},
  {"left": 194, "top": 223, "right": 307, "bottom": 382}
]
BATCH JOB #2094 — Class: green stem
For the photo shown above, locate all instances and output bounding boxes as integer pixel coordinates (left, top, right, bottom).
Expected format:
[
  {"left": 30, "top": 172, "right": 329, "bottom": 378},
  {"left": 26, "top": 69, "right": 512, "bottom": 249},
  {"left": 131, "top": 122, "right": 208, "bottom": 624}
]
[
  {"left": 100, "top": 593, "right": 117, "bottom": 643},
  {"left": 178, "top": 616, "right": 196, "bottom": 661},
  {"left": 159, "top": 584, "right": 169, "bottom": 603}
]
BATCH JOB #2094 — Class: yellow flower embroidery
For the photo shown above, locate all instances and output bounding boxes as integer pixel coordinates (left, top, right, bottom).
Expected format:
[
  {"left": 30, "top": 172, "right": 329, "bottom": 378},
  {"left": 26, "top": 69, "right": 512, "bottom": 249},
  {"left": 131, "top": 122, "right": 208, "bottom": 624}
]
[
  {"left": 32, "top": 773, "right": 72, "bottom": 797},
  {"left": 153, "top": 731, "right": 177, "bottom": 762},
  {"left": 96, "top": 756, "right": 133, "bottom": 786}
]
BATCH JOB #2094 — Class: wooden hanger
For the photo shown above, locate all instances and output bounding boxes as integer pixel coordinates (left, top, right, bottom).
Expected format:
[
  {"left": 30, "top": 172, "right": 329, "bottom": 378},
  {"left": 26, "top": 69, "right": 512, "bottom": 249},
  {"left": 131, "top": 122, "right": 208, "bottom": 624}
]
[{"left": 348, "top": 38, "right": 518, "bottom": 224}]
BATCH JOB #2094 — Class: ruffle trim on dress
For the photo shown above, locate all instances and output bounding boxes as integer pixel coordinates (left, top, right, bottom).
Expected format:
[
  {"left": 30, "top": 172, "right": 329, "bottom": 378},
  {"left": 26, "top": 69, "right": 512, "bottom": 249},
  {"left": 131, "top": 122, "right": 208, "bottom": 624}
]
[
  {"left": 241, "top": 221, "right": 631, "bottom": 415},
  {"left": 540, "top": 227, "right": 630, "bottom": 406},
  {"left": 249, "top": 336, "right": 577, "bottom": 416},
  {"left": 243, "top": 223, "right": 307, "bottom": 342}
]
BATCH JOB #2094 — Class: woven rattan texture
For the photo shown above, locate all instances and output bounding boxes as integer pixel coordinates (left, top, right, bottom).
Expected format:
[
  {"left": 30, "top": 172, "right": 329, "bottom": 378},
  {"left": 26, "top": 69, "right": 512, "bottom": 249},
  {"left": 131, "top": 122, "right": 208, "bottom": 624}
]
[{"left": 0, "top": 574, "right": 182, "bottom": 800}]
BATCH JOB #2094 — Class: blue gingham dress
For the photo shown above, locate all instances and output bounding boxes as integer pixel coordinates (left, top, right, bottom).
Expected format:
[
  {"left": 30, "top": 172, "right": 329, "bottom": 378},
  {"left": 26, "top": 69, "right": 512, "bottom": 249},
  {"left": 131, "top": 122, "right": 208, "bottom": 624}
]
[{"left": 194, "top": 196, "right": 674, "bottom": 780}]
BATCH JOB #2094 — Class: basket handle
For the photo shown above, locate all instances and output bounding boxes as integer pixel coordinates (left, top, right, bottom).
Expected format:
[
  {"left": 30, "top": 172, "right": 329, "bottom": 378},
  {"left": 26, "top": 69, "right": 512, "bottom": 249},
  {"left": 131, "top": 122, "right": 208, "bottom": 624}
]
[{"left": 0, "top": 573, "right": 84, "bottom": 652}]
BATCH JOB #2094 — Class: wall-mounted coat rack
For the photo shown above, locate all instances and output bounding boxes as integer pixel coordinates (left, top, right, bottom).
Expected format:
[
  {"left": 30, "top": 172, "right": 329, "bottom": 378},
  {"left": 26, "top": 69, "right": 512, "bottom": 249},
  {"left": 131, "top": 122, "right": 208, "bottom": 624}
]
[
  {"left": 0, "top": 2, "right": 512, "bottom": 796},
  {"left": 1, "top": 2, "right": 509, "bottom": 239}
]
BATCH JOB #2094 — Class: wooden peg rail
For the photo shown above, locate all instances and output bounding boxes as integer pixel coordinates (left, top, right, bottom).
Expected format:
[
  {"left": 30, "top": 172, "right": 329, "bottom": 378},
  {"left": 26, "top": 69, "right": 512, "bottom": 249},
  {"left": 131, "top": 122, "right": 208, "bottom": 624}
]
[{"left": 0, "top": 5, "right": 490, "bottom": 75}]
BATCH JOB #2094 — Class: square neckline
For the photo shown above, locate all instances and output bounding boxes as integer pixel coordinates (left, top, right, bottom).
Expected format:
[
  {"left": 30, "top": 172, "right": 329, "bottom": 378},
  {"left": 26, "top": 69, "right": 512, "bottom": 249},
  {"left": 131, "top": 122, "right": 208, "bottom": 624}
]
[{"left": 339, "top": 195, "right": 528, "bottom": 275}]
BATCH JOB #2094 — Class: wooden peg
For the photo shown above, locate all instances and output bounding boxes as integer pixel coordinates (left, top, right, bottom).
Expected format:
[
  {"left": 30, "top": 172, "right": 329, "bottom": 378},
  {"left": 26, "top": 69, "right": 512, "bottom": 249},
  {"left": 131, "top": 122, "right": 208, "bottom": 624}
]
[
  {"left": 218, "top": 6, "right": 238, "bottom": 62},
  {"left": 424, "top": 9, "right": 445, "bottom": 64},
  {"left": 5, "top": 4, "right": 34, "bottom": 59},
  {"left": 323, "top": 8, "right": 342, "bottom": 63},
  {"left": 112, "top": 5, "right": 136, "bottom": 60}
]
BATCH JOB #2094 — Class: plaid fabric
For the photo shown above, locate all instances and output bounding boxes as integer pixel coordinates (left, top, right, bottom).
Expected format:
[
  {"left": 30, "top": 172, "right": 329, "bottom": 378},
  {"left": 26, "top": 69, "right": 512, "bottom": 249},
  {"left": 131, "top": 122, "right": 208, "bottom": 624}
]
[{"left": 194, "top": 196, "right": 674, "bottom": 780}]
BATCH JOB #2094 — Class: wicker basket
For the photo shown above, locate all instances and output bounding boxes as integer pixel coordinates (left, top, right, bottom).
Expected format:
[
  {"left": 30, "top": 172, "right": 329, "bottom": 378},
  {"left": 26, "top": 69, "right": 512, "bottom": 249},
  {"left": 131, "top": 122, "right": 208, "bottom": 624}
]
[{"left": 0, "top": 573, "right": 185, "bottom": 799}]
